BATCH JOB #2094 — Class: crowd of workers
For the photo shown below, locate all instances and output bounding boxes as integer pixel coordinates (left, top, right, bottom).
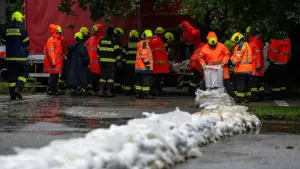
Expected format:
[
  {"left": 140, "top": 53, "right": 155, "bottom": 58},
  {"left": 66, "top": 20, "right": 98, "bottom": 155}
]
[{"left": 0, "top": 11, "right": 291, "bottom": 103}]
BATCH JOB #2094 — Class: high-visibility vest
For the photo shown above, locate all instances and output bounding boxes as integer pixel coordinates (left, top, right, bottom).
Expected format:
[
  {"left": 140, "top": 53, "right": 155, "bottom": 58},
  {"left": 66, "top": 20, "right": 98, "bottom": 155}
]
[
  {"left": 231, "top": 42, "right": 253, "bottom": 74},
  {"left": 135, "top": 40, "right": 153, "bottom": 74}
]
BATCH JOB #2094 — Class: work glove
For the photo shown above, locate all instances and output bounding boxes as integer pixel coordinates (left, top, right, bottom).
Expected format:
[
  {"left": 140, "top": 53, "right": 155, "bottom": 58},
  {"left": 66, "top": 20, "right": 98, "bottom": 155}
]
[{"left": 202, "top": 64, "right": 207, "bottom": 70}]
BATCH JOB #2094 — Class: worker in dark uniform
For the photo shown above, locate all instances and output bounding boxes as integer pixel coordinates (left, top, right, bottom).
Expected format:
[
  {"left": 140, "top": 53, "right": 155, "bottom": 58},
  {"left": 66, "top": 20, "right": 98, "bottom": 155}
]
[
  {"left": 98, "top": 26, "right": 119, "bottom": 97},
  {"left": 122, "top": 29, "right": 139, "bottom": 96},
  {"left": 67, "top": 32, "right": 90, "bottom": 96},
  {"left": 113, "top": 27, "right": 124, "bottom": 93},
  {"left": 1, "top": 11, "right": 30, "bottom": 100}
]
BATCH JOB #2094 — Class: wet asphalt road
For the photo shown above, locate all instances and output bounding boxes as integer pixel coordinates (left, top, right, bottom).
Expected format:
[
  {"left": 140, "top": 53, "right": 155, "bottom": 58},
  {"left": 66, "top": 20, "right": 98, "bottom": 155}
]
[{"left": 0, "top": 91, "right": 300, "bottom": 168}]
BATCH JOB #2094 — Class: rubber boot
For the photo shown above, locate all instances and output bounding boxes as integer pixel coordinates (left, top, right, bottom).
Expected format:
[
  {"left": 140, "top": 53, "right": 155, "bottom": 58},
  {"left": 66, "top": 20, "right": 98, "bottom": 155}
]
[
  {"left": 98, "top": 90, "right": 106, "bottom": 97},
  {"left": 9, "top": 87, "right": 16, "bottom": 101},
  {"left": 14, "top": 87, "right": 22, "bottom": 100},
  {"left": 106, "top": 89, "right": 116, "bottom": 97}
]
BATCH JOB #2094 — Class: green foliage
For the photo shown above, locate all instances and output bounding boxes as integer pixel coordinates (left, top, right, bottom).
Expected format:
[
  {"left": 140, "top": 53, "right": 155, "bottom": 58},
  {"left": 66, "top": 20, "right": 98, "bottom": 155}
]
[
  {"left": 57, "top": 0, "right": 300, "bottom": 40},
  {"left": 249, "top": 105, "right": 300, "bottom": 121}
]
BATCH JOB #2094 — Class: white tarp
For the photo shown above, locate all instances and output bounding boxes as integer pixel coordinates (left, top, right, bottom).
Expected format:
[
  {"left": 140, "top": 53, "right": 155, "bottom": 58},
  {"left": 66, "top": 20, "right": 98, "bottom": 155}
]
[{"left": 204, "top": 65, "right": 223, "bottom": 89}]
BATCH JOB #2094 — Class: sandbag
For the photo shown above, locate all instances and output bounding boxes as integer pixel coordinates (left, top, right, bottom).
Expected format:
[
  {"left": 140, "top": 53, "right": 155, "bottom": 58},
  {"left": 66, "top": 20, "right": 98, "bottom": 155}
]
[{"left": 204, "top": 65, "right": 223, "bottom": 88}]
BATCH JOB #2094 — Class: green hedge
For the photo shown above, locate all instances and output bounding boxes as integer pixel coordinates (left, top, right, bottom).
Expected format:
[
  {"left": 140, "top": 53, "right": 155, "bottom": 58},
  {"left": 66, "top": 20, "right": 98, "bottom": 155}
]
[{"left": 249, "top": 105, "right": 300, "bottom": 121}]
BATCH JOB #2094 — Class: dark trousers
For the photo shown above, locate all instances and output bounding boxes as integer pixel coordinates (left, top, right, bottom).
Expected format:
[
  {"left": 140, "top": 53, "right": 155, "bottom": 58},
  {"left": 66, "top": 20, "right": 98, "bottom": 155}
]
[
  {"left": 90, "top": 72, "right": 100, "bottom": 93},
  {"left": 136, "top": 73, "right": 150, "bottom": 96},
  {"left": 224, "top": 79, "right": 234, "bottom": 97},
  {"left": 58, "top": 58, "right": 67, "bottom": 90},
  {"left": 114, "top": 66, "right": 123, "bottom": 91},
  {"left": 6, "top": 61, "right": 29, "bottom": 96},
  {"left": 151, "top": 74, "right": 164, "bottom": 92},
  {"left": 234, "top": 74, "right": 251, "bottom": 101},
  {"left": 189, "top": 69, "right": 201, "bottom": 89},
  {"left": 270, "top": 64, "right": 287, "bottom": 99},
  {"left": 251, "top": 76, "right": 264, "bottom": 101},
  {"left": 123, "top": 65, "right": 135, "bottom": 93},
  {"left": 48, "top": 74, "right": 59, "bottom": 92},
  {"left": 99, "top": 63, "right": 115, "bottom": 91}
]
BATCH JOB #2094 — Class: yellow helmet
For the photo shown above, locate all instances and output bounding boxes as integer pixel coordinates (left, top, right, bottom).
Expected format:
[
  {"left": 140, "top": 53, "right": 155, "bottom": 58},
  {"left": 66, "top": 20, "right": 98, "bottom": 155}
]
[
  {"left": 56, "top": 26, "right": 62, "bottom": 33},
  {"left": 129, "top": 29, "right": 139, "bottom": 38},
  {"left": 155, "top": 27, "right": 165, "bottom": 34},
  {"left": 80, "top": 27, "right": 89, "bottom": 36},
  {"left": 11, "top": 11, "right": 24, "bottom": 22},
  {"left": 246, "top": 26, "right": 251, "bottom": 33},
  {"left": 74, "top": 32, "right": 84, "bottom": 40},
  {"left": 164, "top": 32, "right": 174, "bottom": 42},
  {"left": 142, "top": 29, "right": 153, "bottom": 38},
  {"left": 231, "top": 32, "right": 244, "bottom": 43},
  {"left": 114, "top": 28, "right": 124, "bottom": 35},
  {"left": 208, "top": 37, "right": 218, "bottom": 45}
]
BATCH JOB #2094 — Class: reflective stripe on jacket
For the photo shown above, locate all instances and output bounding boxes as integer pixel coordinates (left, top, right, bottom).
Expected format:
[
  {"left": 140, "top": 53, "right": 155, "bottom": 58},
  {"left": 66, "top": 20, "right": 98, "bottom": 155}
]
[
  {"left": 231, "top": 42, "right": 253, "bottom": 74},
  {"left": 249, "top": 36, "right": 264, "bottom": 76},
  {"left": 85, "top": 32, "right": 102, "bottom": 74},
  {"left": 135, "top": 40, "right": 153, "bottom": 74},
  {"left": 123, "top": 39, "right": 138, "bottom": 65},
  {"left": 150, "top": 35, "right": 170, "bottom": 74},
  {"left": 97, "top": 36, "right": 119, "bottom": 63},
  {"left": 43, "top": 24, "right": 63, "bottom": 74},
  {"left": 2, "top": 21, "right": 30, "bottom": 62}
]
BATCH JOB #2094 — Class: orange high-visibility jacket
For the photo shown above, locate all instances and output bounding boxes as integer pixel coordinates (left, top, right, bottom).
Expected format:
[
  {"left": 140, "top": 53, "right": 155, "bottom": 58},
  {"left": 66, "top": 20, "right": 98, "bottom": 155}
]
[
  {"left": 268, "top": 38, "right": 291, "bottom": 65},
  {"left": 189, "top": 42, "right": 206, "bottom": 74},
  {"left": 231, "top": 42, "right": 253, "bottom": 74},
  {"left": 85, "top": 24, "right": 103, "bottom": 74},
  {"left": 150, "top": 35, "right": 170, "bottom": 74},
  {"left": 43, "top": 24, "right": 63, "bottom": 74},
  {"left": 179, "top": 21, "right": 201, "bottom": 45},
  {"left": 249, "top": 36, "right": 264, "bottom": 76},
  {"left": 135, "top": 39, "right": 153, "bottom": 74},
  {"left": 199, "top": 32, "right": 231, "bottom": 79}
]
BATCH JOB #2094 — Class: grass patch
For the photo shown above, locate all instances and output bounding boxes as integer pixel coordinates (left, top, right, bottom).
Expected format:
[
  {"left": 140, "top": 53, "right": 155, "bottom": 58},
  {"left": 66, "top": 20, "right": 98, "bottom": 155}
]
[
  {"left": 248, "top": 105, "right": 300, "bottom": 121},
  {"left": 0, "top": 80, "right": 36, "bottom": 94}
]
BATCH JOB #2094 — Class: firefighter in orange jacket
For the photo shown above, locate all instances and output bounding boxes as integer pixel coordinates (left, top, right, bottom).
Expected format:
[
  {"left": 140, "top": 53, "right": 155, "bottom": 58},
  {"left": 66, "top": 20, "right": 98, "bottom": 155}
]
[
  {"left": 249, "top": 32, "right": 265, "bottom": 101},
  {"left": 230, "top": 32, "right": 253, "bottom": 103},
  {"left": 198, "top": 32, "right": 231, "bottom": 91},
  {"left": 268, "top": 36, "right": 291, "bottom": 99},
  {"left": 43, "top": 24, "right": 64, "bottom": 95},
  {"left": 150, "top": 27, "right": 170, "bottom": 96},
  {"left": 178, "top": 21, "right": 205, "bottom": 92},
  {"left": 135, "top": 30, "right": 154, "bottom": 99},
  {"left": 85, "top": 24, "right": 103, "bottom": 94}
]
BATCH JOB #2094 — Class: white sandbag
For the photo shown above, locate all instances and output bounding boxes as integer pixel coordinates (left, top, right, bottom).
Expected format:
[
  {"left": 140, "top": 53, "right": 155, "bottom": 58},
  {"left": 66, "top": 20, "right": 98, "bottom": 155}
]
[{"left": 204, "top": 65, "right": 223, "bottom": 89}]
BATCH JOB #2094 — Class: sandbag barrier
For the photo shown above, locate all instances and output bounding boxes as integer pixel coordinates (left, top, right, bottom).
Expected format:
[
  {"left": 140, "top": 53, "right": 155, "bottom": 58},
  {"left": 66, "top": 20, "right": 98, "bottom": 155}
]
[{"left": 0, "top": 90, "right": 261, "bottom": 169}]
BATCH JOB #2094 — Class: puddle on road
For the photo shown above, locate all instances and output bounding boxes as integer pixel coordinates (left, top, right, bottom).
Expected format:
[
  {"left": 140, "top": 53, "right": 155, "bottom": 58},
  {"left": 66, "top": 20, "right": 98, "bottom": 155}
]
[{"left": 261, "top": 121, "right": 300, "bottom": 134}]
